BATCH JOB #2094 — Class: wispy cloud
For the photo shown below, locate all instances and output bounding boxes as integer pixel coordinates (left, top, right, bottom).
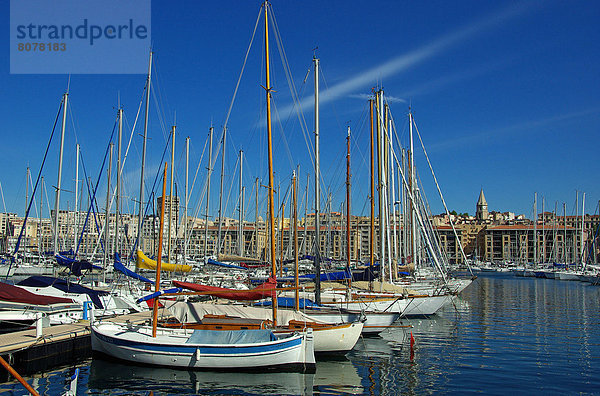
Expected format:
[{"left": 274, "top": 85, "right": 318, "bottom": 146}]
[{"left": 279, "top": 2, "right": 535, "bottom": 115}]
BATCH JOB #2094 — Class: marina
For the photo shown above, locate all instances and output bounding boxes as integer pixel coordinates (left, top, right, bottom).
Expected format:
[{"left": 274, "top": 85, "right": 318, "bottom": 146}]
[
  {"left": 0, "top": 0, "right": 598, "bottom": 394},
  {"left": 0, "top": 273, "right": 598, "bottom": 394}
]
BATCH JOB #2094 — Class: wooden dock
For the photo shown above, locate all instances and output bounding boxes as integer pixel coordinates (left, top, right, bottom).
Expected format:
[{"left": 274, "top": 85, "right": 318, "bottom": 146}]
[{"left": 0, "top": 310, "right": 166, "bottom": 382}]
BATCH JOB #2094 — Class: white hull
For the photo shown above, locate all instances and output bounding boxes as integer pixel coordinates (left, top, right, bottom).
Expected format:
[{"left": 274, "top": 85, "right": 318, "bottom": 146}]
[
  {"left": 163, "top": 301, "right": 362, "bottom": 351},
  {"left": 320, "top": 291, "right": 449, "bottom": 316},
  {"left": 277, "top": 322, "right": 363, "bottom": 353},
  {"left": 0, "top": 301, "right": 83, "bottom": 326},
  {"left": 91, "top": 322, "right": 316, "bottom": 372},
  {"left": 16, "top": 284, "right": 142, "bottom": 316},
  {"left": 304, "top": 309, "right": 399, "bottom": 335},
  {"left": 556, "top": 271, "right": 580, "bottom": 281}
]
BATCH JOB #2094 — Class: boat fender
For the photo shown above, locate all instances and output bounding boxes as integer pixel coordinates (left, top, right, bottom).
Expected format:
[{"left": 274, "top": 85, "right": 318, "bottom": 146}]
[{"left": 195, "top": 348, "right": 201, "bottom": 360}]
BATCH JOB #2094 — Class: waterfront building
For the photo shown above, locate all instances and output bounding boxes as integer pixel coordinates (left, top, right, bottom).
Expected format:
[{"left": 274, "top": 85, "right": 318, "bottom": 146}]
[{"left": 1, "top": 191, "right": 597, "bottom": 265}]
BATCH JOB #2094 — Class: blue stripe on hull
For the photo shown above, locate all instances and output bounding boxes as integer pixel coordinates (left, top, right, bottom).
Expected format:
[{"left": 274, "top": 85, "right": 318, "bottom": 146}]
[{"left": 93, "top": 329, "right": 302, "bottom": 355}]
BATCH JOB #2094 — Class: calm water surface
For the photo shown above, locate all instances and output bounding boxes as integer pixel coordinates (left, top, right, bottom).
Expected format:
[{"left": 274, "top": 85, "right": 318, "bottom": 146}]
[{"left": 1, "top": 273, "right": 598, "bottom": 395}]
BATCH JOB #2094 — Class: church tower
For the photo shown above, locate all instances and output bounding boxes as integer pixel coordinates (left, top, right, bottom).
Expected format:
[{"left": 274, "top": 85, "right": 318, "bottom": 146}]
[{"left": 476, "top": 189, "right": 488, "bottom": 221}]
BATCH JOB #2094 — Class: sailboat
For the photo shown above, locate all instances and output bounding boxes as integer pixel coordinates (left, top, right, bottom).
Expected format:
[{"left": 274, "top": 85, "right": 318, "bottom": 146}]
[{"left": 92, "top": 2, "right": 316, "bottom": 372}]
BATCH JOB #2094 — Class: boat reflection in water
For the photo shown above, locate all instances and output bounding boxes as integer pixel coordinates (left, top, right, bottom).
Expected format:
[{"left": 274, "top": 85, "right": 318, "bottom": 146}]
[
  {"left": 89, "top": 355, "right": 363, "bottom": 395},
  {"left": 348, "top": 301, "right": 467, "bottom": 395}
]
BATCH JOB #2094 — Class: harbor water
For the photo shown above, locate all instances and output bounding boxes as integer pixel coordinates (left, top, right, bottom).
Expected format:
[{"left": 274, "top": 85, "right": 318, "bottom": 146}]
[{"left": 1, "top": 273, "right": 598, "bottom": 395}]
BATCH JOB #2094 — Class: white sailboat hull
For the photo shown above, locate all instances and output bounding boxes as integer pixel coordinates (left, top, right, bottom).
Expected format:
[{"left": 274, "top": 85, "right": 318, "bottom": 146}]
[
  {"left": 320, "top": 291, "right": 449, "bottom": 316},
  {"left": 277, "top": 322, "right": 363, "bottom": 353},
  {"left": 91, "top": 322, "right": 316, "bottom": 372},
  {"left": 556, "top": 271, "right": 580, "bottom": 281},
  {"left": 304, "top": 310, "right": 399, "bottom": 335}
]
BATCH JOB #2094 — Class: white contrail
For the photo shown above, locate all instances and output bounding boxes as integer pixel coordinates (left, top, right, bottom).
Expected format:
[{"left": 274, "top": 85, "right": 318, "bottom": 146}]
[{"left": 280, "top": 2, "right": 534, "bottom": 114}]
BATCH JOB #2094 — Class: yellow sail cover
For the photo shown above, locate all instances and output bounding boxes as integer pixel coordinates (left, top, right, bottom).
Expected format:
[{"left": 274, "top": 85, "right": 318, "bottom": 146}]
[{"left": 136, "top": 249, "right": 193, "bottom": 272}]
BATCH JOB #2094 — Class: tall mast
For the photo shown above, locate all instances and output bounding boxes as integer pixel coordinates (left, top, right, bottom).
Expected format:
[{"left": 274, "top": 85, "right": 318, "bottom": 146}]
[
  {"left": 137, "top": 50, "right": 152, "bottom": 255},
  {"left": 533, "top": 192, "right": 537, "bottom": 265},
  {"left": 563, "top": 203, "right": 567, "bottom": 263},
  {"left": 313, "top": 56, "right": 322, "bottom": 304},
  {"left": 53, "top": 92, "right": 68, "bottom": 255},
  {"left": 115, "top": 108, "right": 123, "bottom": 255},
  {"left": 255, "top": 177, "right": 259, "bottom": 258},
  {"left": 279, "top": 200, "right": 285, "bottom": 277},
  {"left": 293, "top": 171, "right": 299, "bottom": 311},
  {"left": 542, "top": 196, "right": 545, "bottom": 262},
  {"left": 303, "top": 174, "right": 309, "bottom": 256},
  {"left": 383, "top": 102, "right": 392, "bottom": 281},
  {"left": 184, "top": 135, "right": 189, "bottom": 265},
  {"left": 25, "top": 167, "right": 29, "bottom": 221},
  {"left": 152, "top": 162, "right": 167, "bottom": 338},
  {"left": 104, "top": 144, "right": 113, "bottom": 270},
  {"left": 264, "top": 1, "right": 278, "bottom": 324},
  {"left": 346, "top": 126, "right": 352, "bottom": 288},
  {"left": 216, "top": 128, "right": 226, "bottom": 256},
  {"left": 369, "top": 99, "right": 375, "bottom": 287},
  {"left": 204, "top": 127, "right": 213, "bottom": 258},
  {"left": 389, "top": 115, "right": 398, "bottom": 275},
  {"left": 574, "top": 191, "right": 578, "bottom": 264},
  {"left": 39, "top": 176, "right": 43, "bottom": 264},
  {"left": 168, "top": 125, "right": 175, "bottom": 263},
  {"left": 376, "top": 90, "right": 384, "bottom": 282},
  {"left": 581, "top": 192, "right": 586, "bottom": 264},
  {"left": 553, "top": 201, "right": 558, "bottom": 261},
  {"left": 73, "top": 144, "right": 79, "bottom": 254},
  {"left": 238, "top": 150, "right": 244, "bottom": 256},
  {"left": 409, "top": 109, "right": 417, "bottom": 270}
]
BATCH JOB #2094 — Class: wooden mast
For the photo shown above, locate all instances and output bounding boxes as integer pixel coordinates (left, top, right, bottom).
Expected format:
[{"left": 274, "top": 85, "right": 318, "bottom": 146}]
[
  {"left": 369, "top": 98, "right": 375, "bottom": 289},
  {"left": 264, "top": 1, "right": 278, "bottom": 325},
  {"left": 152, "top": 162, "right": 167, "bottom": 338},
  {"left": 279, "top": 201, "right": 285, "bottom": 277}
]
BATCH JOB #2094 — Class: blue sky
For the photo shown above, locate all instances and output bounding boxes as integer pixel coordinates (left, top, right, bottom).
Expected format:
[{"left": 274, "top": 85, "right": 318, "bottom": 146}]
[{"left": 1, "top": 0, "right": 599, "bottom": 222}]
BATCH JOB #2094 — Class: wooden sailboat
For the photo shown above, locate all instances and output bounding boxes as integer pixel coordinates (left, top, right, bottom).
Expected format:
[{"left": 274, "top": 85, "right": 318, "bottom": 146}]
[
  {"left": 92, "top": 3, "right": 317, "bottom": 371},
  {"left": 93, "top": 161, "right": 315, "bottom": 371}
]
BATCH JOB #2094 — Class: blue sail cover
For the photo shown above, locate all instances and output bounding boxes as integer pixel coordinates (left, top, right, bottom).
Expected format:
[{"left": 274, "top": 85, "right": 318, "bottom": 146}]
[
  {"left": 136, "top": 287, "right": 183, "bottom": 303},
  {"left": 44, "top": 249, "right": 74, "bottom": 257},
  {"left": 17, "top": 276, "right": 108, "bottom": 309},
  {"left": 301, "top": 269, "right": 352, "bottom": 281},
  {"left": 113, "top": 253, "right": 154, "bottom": 284},
  {"left": 207, "top": 258, "right": 248, "bottom": 271},
  {"left": 254, "top": 296, "right": 323, "bottom": 309},
  {"left": 274, "top": 269, "right": 352, "bottom": 284},
  {"left": 55, "top": 254, "right": 102, "bottom": 277}
]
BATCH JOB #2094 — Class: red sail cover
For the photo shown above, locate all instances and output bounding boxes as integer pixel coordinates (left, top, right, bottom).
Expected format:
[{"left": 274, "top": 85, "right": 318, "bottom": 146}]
[
  {"left": 0, "top": 282, "right": 73, "bottom": 305},
  {"left": 173, "top": 278, "right": 276, "bottom": 301}
]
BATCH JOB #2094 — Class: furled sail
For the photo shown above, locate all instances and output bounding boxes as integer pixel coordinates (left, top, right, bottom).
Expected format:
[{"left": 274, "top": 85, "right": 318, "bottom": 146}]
[
  {"left": 136, "top": 249, "right": 192, "bottom": 273},
  {"left": 173, "top": 278, "right": 276, "bottom": 301}
]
